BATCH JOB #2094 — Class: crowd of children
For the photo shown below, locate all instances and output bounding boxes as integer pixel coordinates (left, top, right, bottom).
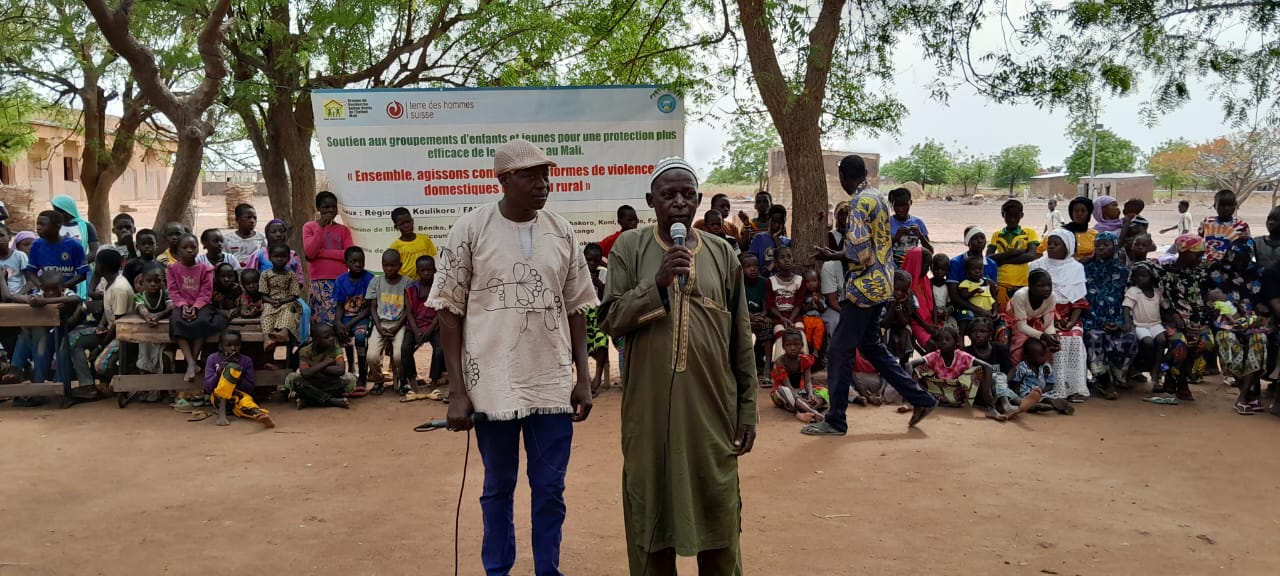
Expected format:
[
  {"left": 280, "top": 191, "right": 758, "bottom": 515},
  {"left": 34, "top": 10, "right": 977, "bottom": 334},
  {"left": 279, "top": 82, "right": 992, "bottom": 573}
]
[{"left": 0, "top": 195, "right": 445, "bottom": 422}]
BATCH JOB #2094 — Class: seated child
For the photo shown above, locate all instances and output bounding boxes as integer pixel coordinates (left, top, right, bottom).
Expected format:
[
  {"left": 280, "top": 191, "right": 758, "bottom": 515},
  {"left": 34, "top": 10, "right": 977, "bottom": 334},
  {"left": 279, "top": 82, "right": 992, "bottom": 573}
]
[
  {"left": 71, "top": 249, "right": 135, "bottom": 396},
  {"left": 205, "top": 331, "right": 273, "bottom": 427},
  {"left": 365, "top": 249, "right": 411, "bottom": 395},
  {"left": 196, "top": 228, "right": 242, "bottom": 271},
  {"left": 850, "top": 352, "right": 901, "bottom": 406},
  {"left": 133, "top": 264, "right": 172, "bottom": 376},
  {"left": 124, "top": 228, "right": 159, "bottom": 289},
  {"left": 404, "top": 255, "right": 444, "bottom": 396},
  {"left": 766, "top": 246, "right": 807, "bottom": 359},
  {"left": 1004, "top": 337, "right": 1064, "bottom": 415},
  {"left": 740, "top": 253, "right": 772, "bottom": 381},
  {"left": 883, "top": 270, "right": 930, "bottom": 365},
  {"left": 260, "top": 244, "right": 305, "bottom": 353},
  {"left": 284, "top": 323, "right": 353, "bottom": 409},
  {"left": 909, "top": 326, "right": 1008, "bottom": 422},
  {"left": 1207, "top": 288, "right": 1264, "bottom": 331},
  {"left": 332, "top": 247, "right": 372, "bottom": 390},
  {"left": 1123, "top": 263, "right": 1165, "bottom": 387},
  {"left": 583, "top": 244, "right": 610, "bottom": 395},
  {"left": 210, "top": 263, "right": 241, "bottom": 328},
  {"left": 930, "top": 252, "right": 958, "bottom": 333},
  {"left": 702, "top": 210, "right": 741, "bottom": 253},
  {"left": 800, "top": 268, "right": 826, "bottom": 363},
  {"left": 769, "top": 331, "right": 828, "bottom": 423},
  {"left": 11, "top": 268, "right": 86, "bottom": 386},
  {"left": 957, "top": 255, "right": 997, "bottom": 333},
  {"left": 238, "top": 269, "right": 263, "bottom": 319},
  {"left": 963, "top": 317, "right": 1024, "bottom": 419},
  {"left": 167, "top": 233, "right": 218, "bottom": 384},
  {"left": 245, "top": 220, "right": 301, "bottom": 275}
]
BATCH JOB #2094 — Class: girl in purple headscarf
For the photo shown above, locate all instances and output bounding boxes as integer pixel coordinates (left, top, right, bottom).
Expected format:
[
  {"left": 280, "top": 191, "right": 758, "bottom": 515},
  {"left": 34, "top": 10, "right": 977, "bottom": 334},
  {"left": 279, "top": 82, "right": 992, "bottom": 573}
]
[
  {"left": 244, "top": 219, "right": 301, "bottom": 276},
  {"left": 1093, "top": 196, "right": 1124, "bottom": 233}
]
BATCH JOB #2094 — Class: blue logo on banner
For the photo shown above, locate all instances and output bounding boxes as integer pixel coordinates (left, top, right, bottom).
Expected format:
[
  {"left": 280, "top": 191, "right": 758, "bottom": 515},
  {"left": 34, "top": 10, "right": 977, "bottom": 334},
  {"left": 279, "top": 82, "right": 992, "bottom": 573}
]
[{"left": 656, "top": 94, "right": 677, "bottom": 114}]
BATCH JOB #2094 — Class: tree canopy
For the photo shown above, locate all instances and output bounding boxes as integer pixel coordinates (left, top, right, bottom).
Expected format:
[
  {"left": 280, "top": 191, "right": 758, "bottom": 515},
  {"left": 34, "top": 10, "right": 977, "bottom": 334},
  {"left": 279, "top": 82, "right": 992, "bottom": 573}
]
[
  {"left": 1191, "top": 130, "right": 1280, "bottom": 204},
  {"left": 1065, "top": 129, "right": 1139, "bottom": 180},
  {"left": 880, "top": 140, "right": 954, "bottom": 186},
  {"left": 1146, "top": 139, "right": 1197, "bottom": 195},
  {"left": 952, "top": 155, "right": 993, "bottom": 195},
  {"left": 992, "top": 145, "right": 1041, "bottom": 195},
  {"left": 705, "top": 117, "right": 778, "bottom": 186}
]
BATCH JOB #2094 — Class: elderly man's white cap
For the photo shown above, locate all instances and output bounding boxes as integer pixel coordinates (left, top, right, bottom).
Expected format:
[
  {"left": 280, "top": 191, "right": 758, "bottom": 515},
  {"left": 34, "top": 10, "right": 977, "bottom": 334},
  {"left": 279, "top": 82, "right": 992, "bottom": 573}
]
[{"left": 649, "top": 157, "right": 699, "bottom": 187}]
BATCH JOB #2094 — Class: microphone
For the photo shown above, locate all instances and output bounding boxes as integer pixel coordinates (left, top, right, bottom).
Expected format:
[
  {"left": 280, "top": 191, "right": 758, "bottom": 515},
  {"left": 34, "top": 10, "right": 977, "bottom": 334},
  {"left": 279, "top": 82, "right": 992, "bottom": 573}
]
[
  {"left": 670, "top": 222, "right": 688, "bottom": 291},
  {"left": 413, "top": 413, "right": 489, "bottom": 432}
]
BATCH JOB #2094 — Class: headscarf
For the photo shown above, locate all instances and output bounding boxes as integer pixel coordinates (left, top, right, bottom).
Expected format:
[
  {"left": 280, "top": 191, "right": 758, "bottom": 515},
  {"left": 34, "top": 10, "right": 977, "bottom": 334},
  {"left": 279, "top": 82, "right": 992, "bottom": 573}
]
[
  {"left": 1092, "top": 196, "right": 1123, "bottom": 232},
  {"left": 903, "top": 247, "right": 934, "bottom": 324},
  {"left": 1064, "top": 196, "right": 1094, "bottom": 233},
  {"left": 1030, "top": 229, "right": 1087, "bottom": 302},
  {"left": 1173, "top": 234, "right": 1205, "bottom": 254},
  {"left": 10, "top": 230, "right": 35, "bottom": 251},
  {"left": 963, "top": 226, "right": 986, "bottom": 246},
  {"left": 833, "top": 201, "right": 851, "bottom": 226},
  {"left": 1131, "top": 260, "right": 1159, "bottom": 284}
]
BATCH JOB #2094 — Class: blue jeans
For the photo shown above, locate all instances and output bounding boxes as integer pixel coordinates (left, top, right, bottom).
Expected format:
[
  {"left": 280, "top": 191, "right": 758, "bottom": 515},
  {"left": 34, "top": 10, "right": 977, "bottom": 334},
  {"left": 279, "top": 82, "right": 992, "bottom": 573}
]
[
  {"left": 14, "top": 327, "right": 69, "bottom": 384},
  {"left": 474, "top": 413, "right": 574, "bottom": 576},
  {"left": 825, "top": 303, "right": 937, "bottom": 433}
]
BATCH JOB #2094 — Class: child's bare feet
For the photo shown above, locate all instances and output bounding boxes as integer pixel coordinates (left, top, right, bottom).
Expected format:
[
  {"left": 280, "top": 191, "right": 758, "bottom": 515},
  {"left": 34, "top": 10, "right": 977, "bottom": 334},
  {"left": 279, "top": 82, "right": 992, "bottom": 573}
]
[
  {"left": 183, "top": 365, "right": 197, "bottom": 383},
  {"left": 985, "top": 406, "right": 1008, "bottom": 422},
  {"left": 908, "top": 406, "right": 934, "bottom": 427},
  {"left": 1019, "top": 388, "right": 1044, "bottom": 413},
  {"left": 216, "top": 413, "right": 230, "bottom": 426},
  {"left": 327, "top": 397, "right": 350, "bottom": 409},
  {"left": 868, "top": 395, "right": 883, "bottom": 407},
  {"left": 1048, "top": 398, "right": 1075, "bottom": 415},
  {"left": 896, "top": 405, "right": 913, "bottom": 413},
  {"left": 251, "top": 412, "right": 275, "bottom": 428}
]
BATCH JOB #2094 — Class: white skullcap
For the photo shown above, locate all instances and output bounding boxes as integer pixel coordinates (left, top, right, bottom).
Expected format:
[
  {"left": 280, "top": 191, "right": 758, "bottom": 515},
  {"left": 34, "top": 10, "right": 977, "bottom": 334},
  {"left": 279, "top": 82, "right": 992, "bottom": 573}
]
[
  {"left": 650, "top": 157, "right": 699, "bottom": 188},
  {"left": 963, "top": 226, "right": 986, "bottom": 246}
]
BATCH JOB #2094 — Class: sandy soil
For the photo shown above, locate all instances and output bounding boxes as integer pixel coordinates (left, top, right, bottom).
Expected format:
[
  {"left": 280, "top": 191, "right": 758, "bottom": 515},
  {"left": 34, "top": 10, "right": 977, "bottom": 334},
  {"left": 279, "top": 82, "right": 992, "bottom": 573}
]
[{"left": 2, "top": 193, "right": 1277, "bottom": 575}]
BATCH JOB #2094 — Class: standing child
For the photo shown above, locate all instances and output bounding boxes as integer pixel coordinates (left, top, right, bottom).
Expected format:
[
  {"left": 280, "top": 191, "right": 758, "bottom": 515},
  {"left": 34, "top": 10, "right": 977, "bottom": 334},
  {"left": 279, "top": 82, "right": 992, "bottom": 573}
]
[
  {"left": 800, "top": 268, "right": 826, "bottom": 364},
  {"left": 11, "top": 230, "right": 36, "bottom": 254},
  {"left": 770, "top": 330, "right": 828, "bottom": 423},
  {"left": 156, "top": 222, "right": 186, "bottom": 267},
  {"left": 223, "top": 204, "right": 265, "bottom": 266},
  {"left": 1199, "top": 189, "right": 1250, "bottom": 264},
  {"left": 245, "top": 220, "right": 301, "bottom": 275},
  {"left": 284, "top": 323, "right": 353, "bottom": 409},
  {"left": 404, "top": 255, "right": 444, "bottom": 396},
  {"left": 1160, "top": 199, "right": 1194, "bottom": 237},
  {"left": 24, "top": 210, "right": 88, "bottom": 292},
  {"left": 748, "top": 205, "right": 790, "bottom": 276},
  {"left": 205, "top": 331, "right": 273, "bottom": 427},
  {"left": 741, "top": 252, "right": 772, "bottom": 382},
  {"left": 167, "top": 234, "right": 216, "bottom": 383},
  {"left": 332, "top": 247, "right": 372, "bottom": 391},
  {"left": 389, "top": 207, "right": 437, "bottom": 281},
  {"left": 123, "top": 229, "right": 158, "bottom": 288},
  {"left": 71, "top": 249, "right": 134, "bottom": 396},
  {"left": 196, "top": 229, "right": 242, "bottom": 271},
  {"left": 882, "top": 270, "right": 920, "bottom": 365},
  {"left": 259, "top": 243, "right": 305, "bottom": 354},
  {"left": 990, "top": 199, "right": 1040, "bottom": 308},
  {"left": 365, "top": 249, "right": 411, "bottom": 395},
  {"left": 133, "top": 264, "right": 172, "bottom": 376},
  {"left": 102, "top": 213, "right": 137, "bottom": 259},
  {"left": 1043, "top": 199, "right": 1064, "bottom": 235},
  {"left": 957, "top": 255, "right": 998, "bottom": 335},
  {"left": 582, "top": 244, "right": 610, "bottom": 395},
  {"left": 930, "top": 252, "right": 957, "bottom": 333},
  {"left": 888, "top": 187, "right": 932, "bottom": 266},
  {"left": 765, "top": 245, "right": 807, "bottom": 358},
  {"left": 908, "top": 326, "right": 1005, "bottom": 421}
]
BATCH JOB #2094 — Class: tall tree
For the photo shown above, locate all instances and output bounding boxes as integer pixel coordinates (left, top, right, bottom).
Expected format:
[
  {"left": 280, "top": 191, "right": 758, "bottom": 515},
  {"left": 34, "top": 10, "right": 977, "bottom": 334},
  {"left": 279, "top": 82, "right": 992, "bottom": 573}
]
[
  {"left": 992, "top": 145, "right": 1041, "bottom": 197},
  {"left": 880, "top": 140, "right": 954, "bottom": 186},
  {"left": 952, "top": 154, "right": 993, "bottom": 195},
  {"left": 1191, "top": 130, "right": 1280, "bottom": 205},
  {"left": 706, "top": 116, "right": 778, "bottom": 186},
  {"left": 0, "top": 87, "right": 39, "bottom": 163},
  {"left": 1146, "top": 139, "right": 1197, "bottom": 196},
  {"left": 82, "top": 0, "right": 231, "bottom": 229},
  {"left": 1065, "top": 129, "right": 1139, "bottom": 180}
]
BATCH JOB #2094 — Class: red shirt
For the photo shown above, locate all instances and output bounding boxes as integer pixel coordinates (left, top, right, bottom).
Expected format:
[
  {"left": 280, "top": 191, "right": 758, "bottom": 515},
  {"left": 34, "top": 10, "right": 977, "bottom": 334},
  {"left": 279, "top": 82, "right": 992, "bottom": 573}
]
[
  {"left": 599, "top": 230, "right": 624, "bottom": 257},
  {"left": 406, "top": 282, "right": 437, "bottom": 332}
]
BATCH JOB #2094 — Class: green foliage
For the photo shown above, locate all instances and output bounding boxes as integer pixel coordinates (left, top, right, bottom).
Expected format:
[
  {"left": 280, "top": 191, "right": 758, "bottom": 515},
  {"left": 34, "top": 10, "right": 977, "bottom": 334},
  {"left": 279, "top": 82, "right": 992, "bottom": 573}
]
[
  {"left": 705, "top": 117, "right": 778, "bottom": 185},
  {"left": 993, "top": 145, "right": 1041, "bottom": 192},
  {"left": 0, "top": 86, "right": 39, "bottom": 162},
  {"left": 880, "top": 140, "right": 954, "bottom": 185},
  {"left": 1146, "top": 139, "right": 1197, "bottom": 193},
  {"left": 1065, "top": 129, "right": 1139, "bottom": 180},
  {"left": 952, "top": 155, "right": 993, "bottom": 193}
]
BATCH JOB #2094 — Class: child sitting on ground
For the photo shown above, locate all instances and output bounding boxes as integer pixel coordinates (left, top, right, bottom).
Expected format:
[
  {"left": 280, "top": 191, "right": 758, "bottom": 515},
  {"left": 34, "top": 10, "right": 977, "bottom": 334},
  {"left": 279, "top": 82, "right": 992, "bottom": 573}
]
[
  {"left": 167, "top": 234, "right": 217, "bottom": 383},
  {"left": 583, "top": 244, "right": 610, "bottom": 395},
  {"left": 765, "top": 245, "right": 807, "bottom": 359},
  {"left": 205, "top": 331, "right": 273, "bottom": 428},
  {"left": 259, "top": 243, "right": 305, "bottom": 356},
  {"left": 284, "top": 323, "right": 353, "bottom": 409},
  {"left": 909, "top": 326, "right": 1009, "bottom": 422},
  {"left": 389, "top": 207, "right": 437, "bottom": 280},
  {"left": 404, "top": 255, "right": 444, "bottom": 396},
  {"left": 123, "top": 229, "right": 159, "bottom": 289},
  {"left": 332, "top": 246, "right": 372, "bottom": 391},
  {"left": 800, "top": 268, "right": 826, "bottom": 365},
  {"left": 883, "top": 270, "right": 923, "bottom": 366},
  {"left": 133, "top": 264, "right": 172, "bottom": 378},
  {"left": 740, "top": 253, "right": 772, "bottom": 383},
  {"left": 196, "top": 228, "right": 242, "bottom": 271},
  {"left": 1006, "top": 337, "right": 1062, "bottom": 415},
  {"left": 963, "top": 316, "right": 1026, "bottom": 419},
  {"left": 365, "top": 249, "right": 411, "bottom": 395},
  {"left": 238, "top": 269, "right": 263, "bottom": 319},
  {"left": 769, "top": 330, "right": 828, "bottom": 423},
  {"left": 957, "top": 255, "right": 997, "bottom": 334}
]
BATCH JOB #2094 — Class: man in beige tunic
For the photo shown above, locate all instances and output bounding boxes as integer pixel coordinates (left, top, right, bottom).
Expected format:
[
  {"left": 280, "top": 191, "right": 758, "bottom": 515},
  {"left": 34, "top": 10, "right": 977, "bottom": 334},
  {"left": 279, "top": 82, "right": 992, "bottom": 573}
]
[
  {"left": 601, "top": 158, "right": 758, "bottom": 575},
  {"left": 429, "top": 139, "right": 597, "bottom": 576}
]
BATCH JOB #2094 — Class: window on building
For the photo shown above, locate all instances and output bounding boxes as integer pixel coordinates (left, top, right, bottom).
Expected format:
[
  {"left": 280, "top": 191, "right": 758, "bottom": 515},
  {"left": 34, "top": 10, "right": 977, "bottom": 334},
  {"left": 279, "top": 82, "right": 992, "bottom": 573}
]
[{"left": 63, "top": 157, "right": 77, "bottom": 181}]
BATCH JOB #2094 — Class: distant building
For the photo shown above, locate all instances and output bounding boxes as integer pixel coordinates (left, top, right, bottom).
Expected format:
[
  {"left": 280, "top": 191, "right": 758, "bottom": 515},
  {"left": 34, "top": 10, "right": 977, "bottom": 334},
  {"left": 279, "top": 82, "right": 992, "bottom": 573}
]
[
  {"left": 0, "top": 113, "right": 181, "bottom": 205},
  {"left": 766, "top": 147, "right": 880, "bottom": 208},
  {"left": 1078, "top": 172, "right": 1155, "bottom": 204},
  {"left": 1029, "top": 172, "right": 1075, "bottom": 199}
]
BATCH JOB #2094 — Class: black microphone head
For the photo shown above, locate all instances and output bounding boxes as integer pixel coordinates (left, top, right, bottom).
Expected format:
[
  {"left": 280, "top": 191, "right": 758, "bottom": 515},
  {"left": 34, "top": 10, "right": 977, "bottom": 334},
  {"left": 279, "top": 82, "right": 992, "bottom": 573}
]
[{"left": 670, "top": 222, "right": 687, "bottom": 244}]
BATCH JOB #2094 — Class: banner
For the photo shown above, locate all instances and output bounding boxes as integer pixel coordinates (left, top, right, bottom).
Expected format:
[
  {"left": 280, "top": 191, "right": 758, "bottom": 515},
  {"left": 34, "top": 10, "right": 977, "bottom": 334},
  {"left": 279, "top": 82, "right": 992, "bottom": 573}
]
[{"left": 312, "top": 86, "right": 684, "bottom": 254}]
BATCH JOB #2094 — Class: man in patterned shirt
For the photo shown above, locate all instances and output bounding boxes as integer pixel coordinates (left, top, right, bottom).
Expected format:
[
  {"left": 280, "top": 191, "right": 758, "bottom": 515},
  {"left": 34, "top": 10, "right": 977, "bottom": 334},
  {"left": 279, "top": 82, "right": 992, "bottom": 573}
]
[{"left": 803, "top": 155, "right": 937, "bottom": 436}]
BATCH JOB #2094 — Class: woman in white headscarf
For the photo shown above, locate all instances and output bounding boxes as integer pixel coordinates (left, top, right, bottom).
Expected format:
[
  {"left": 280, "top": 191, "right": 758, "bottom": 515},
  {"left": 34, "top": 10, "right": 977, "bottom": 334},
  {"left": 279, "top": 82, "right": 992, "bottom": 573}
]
[{"left": 1028, "top": 230, "right": 1091, "bottom": 402}]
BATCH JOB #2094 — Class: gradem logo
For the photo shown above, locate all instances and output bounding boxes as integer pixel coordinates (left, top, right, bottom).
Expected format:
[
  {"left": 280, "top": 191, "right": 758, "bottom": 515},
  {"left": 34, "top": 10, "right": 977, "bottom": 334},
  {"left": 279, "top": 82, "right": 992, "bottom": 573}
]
[{"left": 386, "top": 101, "right": 405, "bottom": 119}]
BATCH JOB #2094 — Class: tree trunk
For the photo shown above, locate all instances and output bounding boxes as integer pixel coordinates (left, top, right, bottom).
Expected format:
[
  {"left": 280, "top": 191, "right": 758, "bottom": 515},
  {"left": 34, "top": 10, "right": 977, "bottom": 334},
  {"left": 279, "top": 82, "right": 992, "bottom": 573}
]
[
  {"left": 776, "top": 121, "right": 827, "bottom": 267},
  {"left": 155, "top": 119, "right": 211, "bottom": 229}
]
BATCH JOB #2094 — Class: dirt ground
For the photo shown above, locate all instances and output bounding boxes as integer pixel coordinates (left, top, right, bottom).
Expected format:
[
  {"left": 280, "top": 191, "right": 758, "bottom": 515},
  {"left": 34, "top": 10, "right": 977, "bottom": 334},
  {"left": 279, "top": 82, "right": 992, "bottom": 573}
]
[{"left": 1, "top": 193, "right": 1278, "bottom": 575}]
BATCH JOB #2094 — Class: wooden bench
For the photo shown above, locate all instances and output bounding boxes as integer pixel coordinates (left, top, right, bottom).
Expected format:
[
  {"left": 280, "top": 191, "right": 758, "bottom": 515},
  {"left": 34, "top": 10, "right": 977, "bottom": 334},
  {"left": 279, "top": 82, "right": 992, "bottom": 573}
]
[
  {"left": 0, "top": 304, "right": 72, "bottom": 404},
  {"left": 113, "top": 370, "right": 288, "bottom": 394},
  {"left": 114, "top": 316, "right": 269, "bottom": 344}
]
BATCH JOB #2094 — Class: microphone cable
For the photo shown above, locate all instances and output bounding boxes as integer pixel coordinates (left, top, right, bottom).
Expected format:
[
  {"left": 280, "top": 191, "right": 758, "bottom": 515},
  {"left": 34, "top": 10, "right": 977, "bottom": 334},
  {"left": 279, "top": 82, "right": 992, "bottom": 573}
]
[{"left": 453, "top": 428, "right": 471, "bottom": 576}]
